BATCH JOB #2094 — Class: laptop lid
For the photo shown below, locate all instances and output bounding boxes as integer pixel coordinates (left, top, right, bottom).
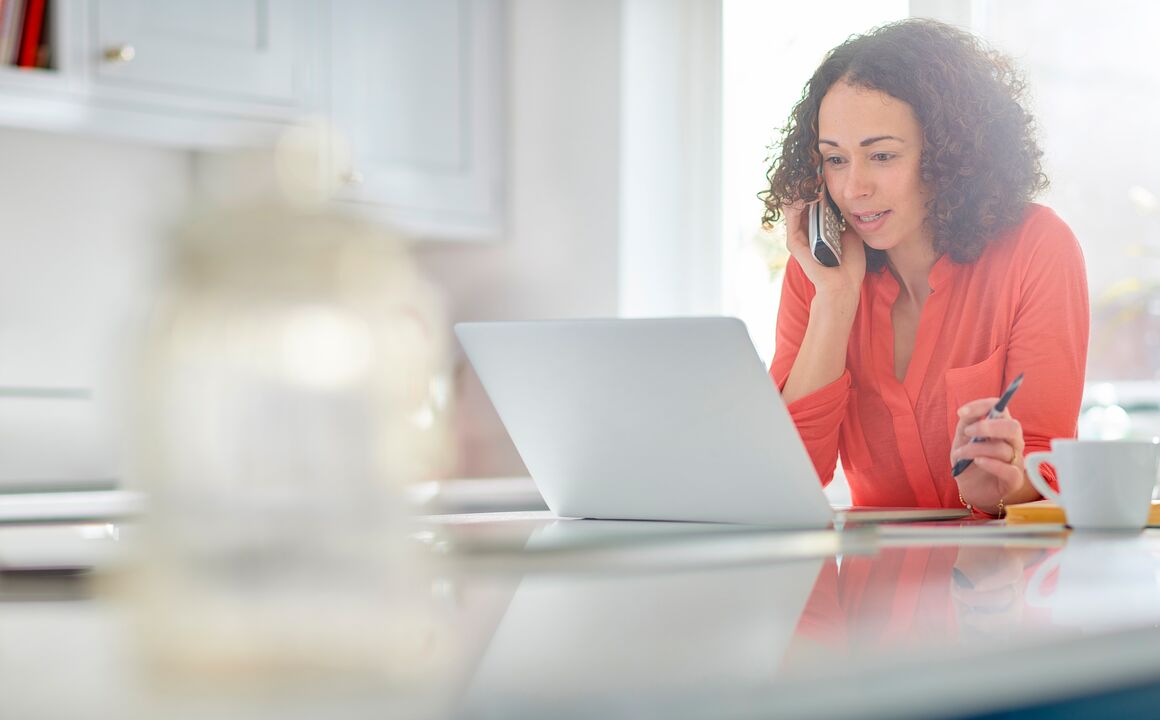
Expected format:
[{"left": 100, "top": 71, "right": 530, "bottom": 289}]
[{"left": 455, "top": 317, "right": 833, "bottom": 527}]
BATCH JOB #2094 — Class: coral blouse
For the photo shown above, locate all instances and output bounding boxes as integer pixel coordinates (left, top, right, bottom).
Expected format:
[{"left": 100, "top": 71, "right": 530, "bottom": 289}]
[{"left": 770, "top": 204, "right": 1089, "bottom": 507}]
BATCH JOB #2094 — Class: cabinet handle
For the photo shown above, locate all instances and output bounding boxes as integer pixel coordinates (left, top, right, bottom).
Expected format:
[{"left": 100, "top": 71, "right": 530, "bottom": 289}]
[
  {"left": 342, "top": 170, "right": 364, "bottom": 186},
  {"left": 103, "top": 45, "right": 136, "bottom": 63}
]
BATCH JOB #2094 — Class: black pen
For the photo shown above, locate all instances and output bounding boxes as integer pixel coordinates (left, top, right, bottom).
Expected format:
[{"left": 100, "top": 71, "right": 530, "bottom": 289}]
[{"left": 951, "top": 372, "right": 1024, "bottom": 477}]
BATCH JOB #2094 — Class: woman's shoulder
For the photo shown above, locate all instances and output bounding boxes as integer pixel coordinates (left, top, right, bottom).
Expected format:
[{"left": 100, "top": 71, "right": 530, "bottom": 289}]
[
  {"left": 1009, "top": 203, "right": 1080, "bottom": 250},
  {"left": 990, "top": 203, "right": 1083, "bottom": 267},
  {"left": 967, "top": 203, "right": 1087, "bottom": 301}
]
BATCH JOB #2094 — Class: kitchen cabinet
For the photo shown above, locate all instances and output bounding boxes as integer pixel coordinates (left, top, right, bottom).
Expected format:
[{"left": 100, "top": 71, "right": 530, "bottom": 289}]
[
  {"left": 89, "top": 0, "right": 317, "bottom": 114},
  {"left": 0, "top": 0, "right": 504, "bottom": 239},
  {"left": 0, "top": 0, "right": 323, "bottom": 147},
  {"left": 327, "top": 0, "right": 504, "bottom": 240}
]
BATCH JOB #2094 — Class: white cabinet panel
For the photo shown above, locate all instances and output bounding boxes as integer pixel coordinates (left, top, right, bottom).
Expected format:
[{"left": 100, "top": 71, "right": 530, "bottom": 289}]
[
  {"left": 329, "top": 0, "right": 504, "bottom": 240},
  {"left": 0, "top": 0, "right": 506, "bottom": 226},
  {"left": 91, "top": 0, "right": 311, "bottom": 108},
  {"left": 88, "top": 0, "right": 324, "bottom": 117},
  {"left": 333, "top": 1, "right": 463, "bottom": 169}
]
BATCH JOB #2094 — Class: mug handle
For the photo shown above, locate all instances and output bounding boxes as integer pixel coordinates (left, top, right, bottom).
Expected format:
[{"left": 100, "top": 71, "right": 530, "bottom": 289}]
[{"left": 1025, "top": 451, "right": 1061, "bottom": 505}]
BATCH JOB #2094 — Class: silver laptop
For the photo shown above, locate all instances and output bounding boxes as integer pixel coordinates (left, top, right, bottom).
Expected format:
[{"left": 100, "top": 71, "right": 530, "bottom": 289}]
[{"left": 455, "top": 317, "right": 967, "bottom": 527}]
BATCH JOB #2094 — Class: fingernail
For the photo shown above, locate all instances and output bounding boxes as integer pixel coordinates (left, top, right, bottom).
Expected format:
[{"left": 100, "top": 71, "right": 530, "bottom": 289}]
[{"left": 957, "top": 406, "right": 970, "bottom": 416}]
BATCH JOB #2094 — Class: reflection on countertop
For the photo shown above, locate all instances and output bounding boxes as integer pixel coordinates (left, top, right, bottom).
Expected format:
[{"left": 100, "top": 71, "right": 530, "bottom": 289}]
[
  {"left": 412, "top": 515, "right": 1160, "bottom": 719},
  {"left": 4, "top": 514, "right": 1160, "bottom": 719}
]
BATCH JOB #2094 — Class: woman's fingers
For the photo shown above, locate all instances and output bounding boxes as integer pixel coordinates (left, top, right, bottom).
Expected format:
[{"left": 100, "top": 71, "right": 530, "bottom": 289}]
[
  {"left": 782, "top": 199, "right": 867, "bottom": 301},
  {"left": 951, "top": 395, "right": 1026, "bottom": 494},
  {"left": 956, "top": 398, "right": 1000, "bottom": 422},
  {"left": 783, "top": 202, "right": 812, "bottom": 259},
  {"left": 952, "top": 397, "right": 998, "bottom": 447},
  {"left": 953, "top": 401, "right": 1023, "bottom": 445},
  {"left": 952, "top": 439, "right": 1017, "bottom": 464},
  {"left": 970, "top": 455, "right": 1025, "bottom": 486},
  {"left": 963, "top": 417, "right": 1023, "bottom": 446}
]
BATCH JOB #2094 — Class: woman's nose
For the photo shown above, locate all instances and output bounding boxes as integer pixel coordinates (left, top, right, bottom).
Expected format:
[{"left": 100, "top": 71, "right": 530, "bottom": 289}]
[{"left": 842, "top": 162, "right": 873, "bottom": 201}]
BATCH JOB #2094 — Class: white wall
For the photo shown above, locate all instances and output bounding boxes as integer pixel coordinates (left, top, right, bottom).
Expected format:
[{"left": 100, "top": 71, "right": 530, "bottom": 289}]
[
  {"left": 413, "top": 0, "right": 624, "bottom": 478},
  {"left": 0, "top": 128, "right": 191, "bottom": 485},
  {"left": 0, "top": 1, "right": 671, "bottom": 483},
  {"left": 620, "top": 0, "right": 721, "bottom": 319},
  {"left": 0, "top": 1, "right": 625, "bottom": 484}
]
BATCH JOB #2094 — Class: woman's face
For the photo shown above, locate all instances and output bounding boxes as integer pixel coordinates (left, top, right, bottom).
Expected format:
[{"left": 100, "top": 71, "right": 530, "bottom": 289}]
[{"left": 817, "top": 81, "right": 930, "bottom": 255}]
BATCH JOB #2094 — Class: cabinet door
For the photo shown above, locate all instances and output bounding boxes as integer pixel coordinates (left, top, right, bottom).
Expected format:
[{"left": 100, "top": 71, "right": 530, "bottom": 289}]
[
  {"left": 329, "top": 0, "right": 504, "bottom": 240},
  {"left": 91, "top": 0, "right": 310, "bottom": 109}
]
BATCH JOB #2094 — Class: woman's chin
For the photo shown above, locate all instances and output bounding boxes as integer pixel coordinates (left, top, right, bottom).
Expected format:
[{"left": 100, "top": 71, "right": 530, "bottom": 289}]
[
  {"left": 861, "top": 231, "right": 911, "bottom": 252},
  {"left": 859, "top": 235, "right": 893, "bottom": 251}
]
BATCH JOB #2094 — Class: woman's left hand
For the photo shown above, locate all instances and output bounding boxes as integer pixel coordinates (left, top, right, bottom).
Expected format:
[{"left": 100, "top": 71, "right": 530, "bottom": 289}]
[{"left": 950, "top": 398, "right": 1027, "bottom": 507}]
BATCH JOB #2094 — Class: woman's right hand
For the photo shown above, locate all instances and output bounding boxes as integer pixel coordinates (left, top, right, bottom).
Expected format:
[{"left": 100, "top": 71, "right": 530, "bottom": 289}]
[
  {"left": 778, "top": 197, "right": 865, "bottom": 405},
  {"left": 784, "top": 199, "right": 867, "bottom": 307}
]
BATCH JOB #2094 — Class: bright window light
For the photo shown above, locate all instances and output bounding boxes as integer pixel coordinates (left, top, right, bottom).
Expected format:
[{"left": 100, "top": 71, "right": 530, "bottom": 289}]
[{"left": 721, "top": 0, "right": 908, "bottom": 367}]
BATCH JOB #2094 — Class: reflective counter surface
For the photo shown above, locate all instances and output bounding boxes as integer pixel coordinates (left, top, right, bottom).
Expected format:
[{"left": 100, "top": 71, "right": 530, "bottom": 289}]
[
  {"left": 421, "top": 515, "right": 1160, "bottom": 719},
  {"left": 4, "top": 513, "right": 1160, "bottom": 719}
]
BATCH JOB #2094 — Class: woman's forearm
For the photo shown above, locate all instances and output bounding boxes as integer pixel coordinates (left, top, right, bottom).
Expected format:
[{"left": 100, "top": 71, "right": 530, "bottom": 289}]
[{"left": 782, "top": 293, "right": 859, "bottom": 404}]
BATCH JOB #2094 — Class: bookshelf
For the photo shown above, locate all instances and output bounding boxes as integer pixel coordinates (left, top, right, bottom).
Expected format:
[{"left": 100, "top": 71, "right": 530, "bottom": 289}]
[{"left": 0, "top": 0, "right": 52, "bottom": 73}]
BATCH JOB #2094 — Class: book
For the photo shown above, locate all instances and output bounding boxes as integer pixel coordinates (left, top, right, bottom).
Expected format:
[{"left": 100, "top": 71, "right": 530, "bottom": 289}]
[
  {"left": 16, "top": 0, "right": 44, "bottom": 68},
  {"left": 0, "top": 0, "right": 24, "bottom": 66},
  {"left": 1005, "top": 498, "right": 1160, "bottom": 526}
]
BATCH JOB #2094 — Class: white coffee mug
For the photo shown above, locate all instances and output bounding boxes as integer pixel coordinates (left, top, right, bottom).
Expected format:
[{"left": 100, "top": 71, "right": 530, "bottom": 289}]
[{"left": 1025, "top": 439, "right": 1160, "bottom": 531}]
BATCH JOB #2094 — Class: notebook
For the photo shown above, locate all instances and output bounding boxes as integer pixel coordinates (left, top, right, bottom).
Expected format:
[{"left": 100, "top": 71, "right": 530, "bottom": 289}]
[{"left": 456, "top": 317, "right": 967, "bottom": 527}]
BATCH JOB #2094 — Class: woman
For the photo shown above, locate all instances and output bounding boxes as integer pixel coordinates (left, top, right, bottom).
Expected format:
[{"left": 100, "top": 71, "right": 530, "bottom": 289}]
[{"left": 761, "top": 19, "right": 1088, "bottom": 516}]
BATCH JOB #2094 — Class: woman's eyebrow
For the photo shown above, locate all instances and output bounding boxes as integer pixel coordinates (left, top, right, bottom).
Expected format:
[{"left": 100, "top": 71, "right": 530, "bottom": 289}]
[
  {"left": 860, "top": 134, "right": 904, "bottom": 146},
  {"left": 818, "top": 135, "right": 905, "bottom": 147}
]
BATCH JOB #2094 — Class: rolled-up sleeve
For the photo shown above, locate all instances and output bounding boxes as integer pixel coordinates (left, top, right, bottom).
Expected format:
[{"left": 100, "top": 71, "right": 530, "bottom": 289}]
[{"left": 769, "top": 258, "right": 849, "bottom": 485}]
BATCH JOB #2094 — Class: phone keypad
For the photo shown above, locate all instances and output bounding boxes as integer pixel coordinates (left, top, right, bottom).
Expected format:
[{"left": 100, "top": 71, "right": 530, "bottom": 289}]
[{"left": 822, "top": 208, "right": 843, "bottom": 260}]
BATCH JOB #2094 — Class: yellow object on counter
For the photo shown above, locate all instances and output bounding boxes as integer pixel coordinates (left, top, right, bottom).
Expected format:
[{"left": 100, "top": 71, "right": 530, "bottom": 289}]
[{"left": 1005, "top": 499, "right": 1160, "bottom": 526}]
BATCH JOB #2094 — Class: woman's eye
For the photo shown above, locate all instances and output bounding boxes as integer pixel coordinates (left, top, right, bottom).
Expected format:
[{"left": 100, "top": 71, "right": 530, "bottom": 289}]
[
  {"left": 871, "top": 152, "right": 894, "bottom": 162},
  {"left": 824, "top": 156, "right": 845, "bottom": 166}
]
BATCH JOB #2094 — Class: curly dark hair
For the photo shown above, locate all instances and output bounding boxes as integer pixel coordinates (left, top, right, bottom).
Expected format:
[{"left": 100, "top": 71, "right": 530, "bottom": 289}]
[{"left": 760, "top": 18, "right": 1048, "bottom": 270}]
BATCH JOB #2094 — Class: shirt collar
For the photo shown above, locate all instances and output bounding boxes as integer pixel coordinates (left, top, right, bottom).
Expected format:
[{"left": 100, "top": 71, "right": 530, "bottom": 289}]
[
  {"left": 872, "top": 252, "right": 954, "bottom": 299},
  {"left": 928, "top": 253, "right": 954, "bottom": 292}
]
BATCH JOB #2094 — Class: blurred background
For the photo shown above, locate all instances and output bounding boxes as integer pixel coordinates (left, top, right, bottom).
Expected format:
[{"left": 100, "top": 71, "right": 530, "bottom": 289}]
[{"left": 1, "top": 0, "right": 1157, "bottom": 503}]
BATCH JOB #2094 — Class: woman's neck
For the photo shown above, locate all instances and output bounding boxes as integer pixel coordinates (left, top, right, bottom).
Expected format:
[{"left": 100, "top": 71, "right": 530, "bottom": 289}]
[{"left": 886, "top": 237, "right": 939, "bottom": 304}]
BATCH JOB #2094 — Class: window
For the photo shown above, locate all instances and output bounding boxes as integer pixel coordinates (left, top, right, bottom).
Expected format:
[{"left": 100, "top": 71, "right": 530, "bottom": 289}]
[
  {"left": 960, "top": 1, "right": 1160, "bottom": 438},
  {"left": 721, "top": 0, "right": 908, "bottom": 366}
]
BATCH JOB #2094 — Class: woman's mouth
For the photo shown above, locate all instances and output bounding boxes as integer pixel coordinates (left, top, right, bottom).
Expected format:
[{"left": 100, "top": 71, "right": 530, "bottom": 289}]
[{"left": 851, "top": 209, "right": 891, "bottom": 231}]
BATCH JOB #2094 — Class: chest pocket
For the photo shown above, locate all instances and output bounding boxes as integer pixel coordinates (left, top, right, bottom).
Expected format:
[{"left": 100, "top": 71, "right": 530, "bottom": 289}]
[{"left": 944, "top": 345, "right": 1007, "bottom": 441}]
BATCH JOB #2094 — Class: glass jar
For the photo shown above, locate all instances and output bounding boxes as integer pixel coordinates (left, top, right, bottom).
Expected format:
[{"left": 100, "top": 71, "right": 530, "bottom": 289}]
[{"left": 126, "top": 192, "right": 453, "bottom": 713}]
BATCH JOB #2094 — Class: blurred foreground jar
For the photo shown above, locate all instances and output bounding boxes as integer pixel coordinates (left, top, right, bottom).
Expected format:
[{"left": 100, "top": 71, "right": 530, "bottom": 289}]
[{"left": 126, "top": 193, "right": 453, "bottom": 709}]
